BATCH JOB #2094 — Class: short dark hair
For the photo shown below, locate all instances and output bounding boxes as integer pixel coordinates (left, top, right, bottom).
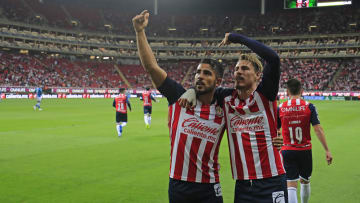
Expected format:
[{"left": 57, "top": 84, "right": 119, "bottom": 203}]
[
  {"left": 199, "top": 58, "right": 224, "bottom": 79},
  {"left": 146, "top": 87, "right": 150, "bottom": 91},
  {"left": 286, "top": 78, "right": 302, "bottom": 95}
]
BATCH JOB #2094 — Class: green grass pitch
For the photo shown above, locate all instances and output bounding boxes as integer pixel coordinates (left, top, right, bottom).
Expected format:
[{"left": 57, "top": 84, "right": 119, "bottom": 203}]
[{"left": 0, "top": 98, "right": 359, "bottom": 202}]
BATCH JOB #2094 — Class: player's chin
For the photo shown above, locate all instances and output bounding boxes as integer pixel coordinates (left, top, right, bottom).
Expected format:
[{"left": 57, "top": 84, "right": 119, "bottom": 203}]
[
  {"left": 195, "top": 87, "right": 207, "bottom": 96},
  {"left": 235, "top": 83, "right": 247, "bottom": 90}
]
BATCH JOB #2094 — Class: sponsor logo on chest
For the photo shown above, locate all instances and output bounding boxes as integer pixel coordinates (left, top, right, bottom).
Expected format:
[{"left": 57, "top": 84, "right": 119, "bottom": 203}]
[
  {"left": 181, "top": 117, "right": 221, "bottom": 143},
  {"left": 229, "top": 114, "right": 265, "bottom": 132}
]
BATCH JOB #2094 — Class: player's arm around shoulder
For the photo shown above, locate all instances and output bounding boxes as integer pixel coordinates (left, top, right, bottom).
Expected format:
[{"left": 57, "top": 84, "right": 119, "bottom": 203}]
[{"left": 133, "top": 10, "right": 167, "bottom": 88}]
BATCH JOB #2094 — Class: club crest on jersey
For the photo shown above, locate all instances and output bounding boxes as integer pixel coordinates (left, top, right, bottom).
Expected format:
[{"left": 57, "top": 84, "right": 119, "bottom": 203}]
[{"left": 215, "top": 106, "right": 224, "bottom": 117}]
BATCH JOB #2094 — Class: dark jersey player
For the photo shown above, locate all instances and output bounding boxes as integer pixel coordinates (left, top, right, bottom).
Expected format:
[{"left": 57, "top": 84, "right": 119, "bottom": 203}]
[
  {"left": 278, "top": 78, "right": 333, "bottom": 203},
  {"left": 113, "top": 88, "right": 131, "bottom": 138},
  {"left": 140, "top": 87, "right": 157, "bottom": 128}
]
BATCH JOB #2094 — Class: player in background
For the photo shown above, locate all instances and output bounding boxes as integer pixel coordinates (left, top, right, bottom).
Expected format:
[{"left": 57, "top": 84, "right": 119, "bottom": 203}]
[
  {"left": 180, "top": 32, "right": 287, "bottom": 203},
  {"left": 133, "top": 10, "right": 226, "bottom": 203},
  {"left": 278, "top": 78, "right": 333, "bottom": 203},
  {"left": 113, "top": 88, "right": 132, "bottom": 138},
  {"left": 33, "top": 86, "right": 43, "bottom": 111},
  {"left": 140, "top": 87, "right": 157, "bottom": 128}
]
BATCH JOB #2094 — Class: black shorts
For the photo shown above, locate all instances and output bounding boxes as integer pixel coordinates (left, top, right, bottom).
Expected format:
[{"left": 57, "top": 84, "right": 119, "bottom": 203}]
[
  {"left": 282, "top": 150, "right": 312, "bottom": 181},
  {"left": 234, "top": 174, "right": 288, "bottom": 203},
  {"left": 144, "top": 106, "right": 152, "bottom": 114},
  {"left": 116, "top": 112, "right": 127, "bottom": 123},
  {"left": 168, "top": 178, "right": 223, "bottom": 203}
]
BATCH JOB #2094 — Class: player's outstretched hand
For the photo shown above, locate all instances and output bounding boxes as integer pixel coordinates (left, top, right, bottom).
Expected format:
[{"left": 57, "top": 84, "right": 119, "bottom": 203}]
[
  {"left": 326, "top": 151, "right": 333, "bottom": 165},
  {"left": 179, "top": 89, "right": 196, "bottom": 109},
  {"left": 218, "top": 33, "right": 231, "bottom": 47},
  {"left": 272, "top": 136, "right": 283, "bottom": 151},
  {"left": 132, "top": 10, "right": 149, "bottom": 33}
]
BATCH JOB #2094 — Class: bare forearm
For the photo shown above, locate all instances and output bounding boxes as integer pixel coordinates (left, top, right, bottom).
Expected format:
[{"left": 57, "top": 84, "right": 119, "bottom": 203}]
[
  {"left": 314, "top": 125, "right": 330, "bottom": 152},
  {"left": 136, "top": 31, "right": 166, "bottom": 87}
]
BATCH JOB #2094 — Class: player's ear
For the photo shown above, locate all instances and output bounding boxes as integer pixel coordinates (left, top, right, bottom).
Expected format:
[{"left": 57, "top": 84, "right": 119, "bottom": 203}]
[{"left": 255, "top": 71, "right": 262, "bottom": 81}]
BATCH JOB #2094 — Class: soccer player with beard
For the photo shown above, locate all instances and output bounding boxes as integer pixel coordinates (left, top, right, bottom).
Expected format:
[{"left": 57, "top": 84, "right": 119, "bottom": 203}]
[
  {"left": 133, "top": 10, "right": 226, "bottom": 203},
  {"left": 278, "top": 78, "right": 332, "bottom": 203},
  {"left": 180, "top": 33, "right": 287, "bottom": 203}
]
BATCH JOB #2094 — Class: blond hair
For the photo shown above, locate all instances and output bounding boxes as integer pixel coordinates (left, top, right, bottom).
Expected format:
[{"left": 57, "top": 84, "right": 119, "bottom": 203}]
[{"left": 238, "top": 54, "right": 263, "bottom": 73}]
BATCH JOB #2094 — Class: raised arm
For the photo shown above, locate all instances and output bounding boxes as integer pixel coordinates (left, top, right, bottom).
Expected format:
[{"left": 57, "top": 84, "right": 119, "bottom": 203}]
[
  {"left": 220, "top": 33, "right": 280, "bottom": 101},
  {"left": 132, "top": 10, "right": 167, "bottom": 88}
]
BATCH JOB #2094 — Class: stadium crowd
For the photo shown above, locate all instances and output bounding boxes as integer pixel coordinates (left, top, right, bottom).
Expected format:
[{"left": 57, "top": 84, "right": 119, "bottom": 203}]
[
  {"left": 0, "top": 52, "right": 122, "bottom": 88},
  {"left": 1, "top": 51, "right": 360, "bottom": 91},
  {"left": 331, "top": 61, "right": 360, "bottom": 91}
]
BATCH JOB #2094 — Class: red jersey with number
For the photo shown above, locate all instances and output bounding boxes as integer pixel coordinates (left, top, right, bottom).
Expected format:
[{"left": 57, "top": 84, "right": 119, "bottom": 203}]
[
  {"left": 115, "top": 94, "right": 128, "bottom": 113},
  {"left": 142, "top": 91, "right": 152, "bottom": 106},
  {"left": 279, "top": 99, "right": 312, "bottom": 151}
]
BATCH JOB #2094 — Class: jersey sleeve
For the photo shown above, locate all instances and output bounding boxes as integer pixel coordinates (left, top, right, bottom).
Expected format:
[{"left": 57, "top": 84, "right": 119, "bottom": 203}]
[
  {"left": 309, "top": 103, "right": 320, "bottom": 125},
  {"left": 126, "top": 97, "right": 132, "bottom": 111},
  {"left": 214, "top": 87, "right": 234, "bottom": 107},
  {"left": 150, "top": 94, "right": 156, "bottom": 101},
  {"left": 157, "top": 76, "right": 186, "bottom": 106},
  {"left": 228, "top": 33, "right": 280, "bottom": 101}
]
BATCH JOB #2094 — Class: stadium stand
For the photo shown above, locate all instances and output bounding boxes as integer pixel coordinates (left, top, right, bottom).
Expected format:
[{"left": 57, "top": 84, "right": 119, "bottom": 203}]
[
  {"left": 0, "top": 0, "right": 359, "bottom": 92},
  {"left": 0, "top": 0, "right": 359, "bottom": 37}
]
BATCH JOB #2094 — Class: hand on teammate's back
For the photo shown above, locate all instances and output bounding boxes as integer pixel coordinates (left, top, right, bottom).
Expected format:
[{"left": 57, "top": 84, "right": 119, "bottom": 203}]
[{"left": 132, "top": 10, "right": 149, "bottom": 33}]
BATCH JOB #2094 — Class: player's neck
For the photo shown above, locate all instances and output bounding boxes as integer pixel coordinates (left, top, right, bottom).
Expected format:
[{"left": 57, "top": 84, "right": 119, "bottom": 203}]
[
  {"left": 197, "top": 91, "right": 215, "bottom": 105},
  {"left": 289, "top": 95, "right": 301, "bottom": 100},
  {"left": 236, "top": 85, "right": 256, "bottom": 100}
]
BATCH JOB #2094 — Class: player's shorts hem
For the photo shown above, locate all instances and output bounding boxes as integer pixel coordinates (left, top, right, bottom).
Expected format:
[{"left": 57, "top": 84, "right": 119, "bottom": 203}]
[
  {"left": 300, "top": 176, "right": 311, "bottom": 182},
  {"left": 287, "top": 178, "right": 299, "bottom": 182}
]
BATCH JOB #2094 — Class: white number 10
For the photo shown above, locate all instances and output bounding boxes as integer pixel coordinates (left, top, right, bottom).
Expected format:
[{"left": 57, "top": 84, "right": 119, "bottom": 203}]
[{"left": 289, "top": 127, "right": 303, "bottom": 144}]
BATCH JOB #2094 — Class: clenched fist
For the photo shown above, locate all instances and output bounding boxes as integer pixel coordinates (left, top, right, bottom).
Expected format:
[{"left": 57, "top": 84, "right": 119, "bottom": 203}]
[{"left": 132, "top": 10, "right": 150, "bottom": 33}]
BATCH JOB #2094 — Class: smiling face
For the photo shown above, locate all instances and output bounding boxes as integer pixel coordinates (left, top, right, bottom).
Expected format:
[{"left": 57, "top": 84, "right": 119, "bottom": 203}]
[
  {"left": 194, "top": 63, "right": 219, "bottom": 96},
  {"left": 234, "top": 60, "right": 261, "bottom": 90}
]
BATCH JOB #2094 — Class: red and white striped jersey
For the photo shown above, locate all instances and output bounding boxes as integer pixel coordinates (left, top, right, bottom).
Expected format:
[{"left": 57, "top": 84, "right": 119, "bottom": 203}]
[
  {"left": 278, "top": 99, "right": 317, "bottom": 151},
  {"left": 224, "top": 90, "right": 285, "bottom": 180},
  {"left": 142, "top": 91, "right": 152, "bottom": 106},
  {"left": 168, "top": 100, "right": 226, "bottom": 183},
  {"left": 115, "top": 94, "right": 127, "bottom": 113}
]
